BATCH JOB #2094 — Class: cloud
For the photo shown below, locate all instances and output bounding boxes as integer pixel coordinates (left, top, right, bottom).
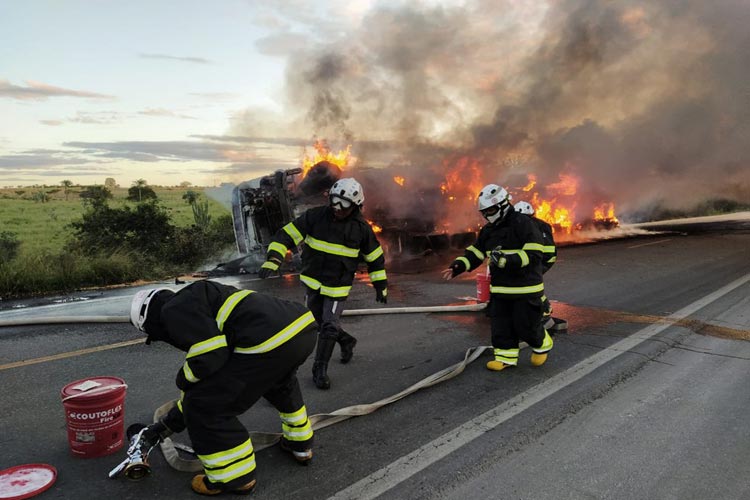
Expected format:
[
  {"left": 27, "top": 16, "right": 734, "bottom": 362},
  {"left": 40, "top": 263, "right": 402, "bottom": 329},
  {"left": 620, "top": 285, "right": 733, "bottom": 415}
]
[
  {"left": 188, "top": 92, "right": 240, "bottom": 101},
  {"left": 63, "top": 140, "right": 256, "bottom": 163},
  {"left": 0, "top": 150, "right": 107, "bottom": 169},
  {"left": 255, "top": 31, "right": 311, "bottom": 56},
  {"left": 139, "top": 53, "right": 212, "bottom": 64},
  {"left": 69, "top": 111, "right": 123, "bottom": 124},
  {"left": 40, "top": 120, "right": 64, "bottom": 126},
  {"left": 192, "top": 134, "right": 307, "bottom": 147},
  {"left": 0, "top": 80, "right": 115, "bottom": 100},
  {"left": 138, "top": 108, "right": 197, "bottom": 120}
]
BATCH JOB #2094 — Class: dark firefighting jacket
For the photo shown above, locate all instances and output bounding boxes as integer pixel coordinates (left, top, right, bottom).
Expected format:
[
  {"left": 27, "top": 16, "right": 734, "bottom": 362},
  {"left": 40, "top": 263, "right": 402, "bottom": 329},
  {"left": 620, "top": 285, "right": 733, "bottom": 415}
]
[
  {"left": 531, "top": 216, "right": 556, "bottom": 273},
  {"left": 452, "top": 210, "right": 545, "bottom": 299},
  {"left": 265, "top": 206, "right": 387, "bottom": 299},
  {"left": 160, "top": 280, "right": 315, "bottom": 390}
]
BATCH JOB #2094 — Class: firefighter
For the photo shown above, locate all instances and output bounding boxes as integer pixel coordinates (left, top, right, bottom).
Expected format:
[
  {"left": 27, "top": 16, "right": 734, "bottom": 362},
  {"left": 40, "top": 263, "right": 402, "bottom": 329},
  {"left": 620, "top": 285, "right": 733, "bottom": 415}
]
[
  {"left": 442, "top": 184, "right": 553, "bottom": 371},
  {"left": 258, "top": 177, "right": 388, "bottom": 390},
  {"left": 515, "top": 201, "right": 557, "bottom": 330},
  {"left": 128, "top": 280, "right": 317, "bottom": 496}
]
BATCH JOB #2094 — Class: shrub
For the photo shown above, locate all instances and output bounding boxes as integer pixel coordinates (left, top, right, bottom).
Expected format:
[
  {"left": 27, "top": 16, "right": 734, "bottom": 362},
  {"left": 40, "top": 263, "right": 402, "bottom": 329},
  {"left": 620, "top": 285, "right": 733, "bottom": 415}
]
[
  {"left": 0, "top": 231, "right": 21, "bottom": 262},
  {"left": 79, "top": 186, "right": 113, "bottom": 209},
  {"left": 68, "top": 201, "right": 175, "bottom": 259},
  {"left": 127, "top": 185, "right": 157, "bottom": 202}
]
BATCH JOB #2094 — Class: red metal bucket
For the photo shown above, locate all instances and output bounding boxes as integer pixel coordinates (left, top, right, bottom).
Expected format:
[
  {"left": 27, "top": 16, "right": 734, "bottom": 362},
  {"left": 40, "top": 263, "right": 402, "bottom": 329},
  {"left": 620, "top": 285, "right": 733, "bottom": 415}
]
[
  {"left": 476, "top": 274, "right": 491, "bottom": 303},
  {"left": 61, "top": 376, "right": 127, "bottom": 458}
]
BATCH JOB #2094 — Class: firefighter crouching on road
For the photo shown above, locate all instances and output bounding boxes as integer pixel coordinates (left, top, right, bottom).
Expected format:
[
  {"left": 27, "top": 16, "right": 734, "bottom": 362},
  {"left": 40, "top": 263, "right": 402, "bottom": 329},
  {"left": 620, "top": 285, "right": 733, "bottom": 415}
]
[
  {"left": 442, "top": 184, "right": 553, "bottom": 371},
  {"left": 258, "top": 177, "right": 388, "bottom": 390},
  {"left": 128, "top": 280, "right": 317, "bottom": 496},
  {"left": 515, "top": 201, "right": 557, "bottom": 331}
]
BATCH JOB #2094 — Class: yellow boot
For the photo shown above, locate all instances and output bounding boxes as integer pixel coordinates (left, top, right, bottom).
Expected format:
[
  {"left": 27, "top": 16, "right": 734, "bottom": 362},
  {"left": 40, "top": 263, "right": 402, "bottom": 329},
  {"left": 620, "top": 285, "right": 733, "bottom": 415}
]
[
  {"left": 486, "top": 360, "right": 511, "bottom": 371},
  {"left": 530, "top": 331, "right": 553, "bottom": 366},
  {"left": 191, "top": 474, "right": 256, "bottom": 496},
  {"left": 530, "top": 352, "right": 547, "bottom": 366}
]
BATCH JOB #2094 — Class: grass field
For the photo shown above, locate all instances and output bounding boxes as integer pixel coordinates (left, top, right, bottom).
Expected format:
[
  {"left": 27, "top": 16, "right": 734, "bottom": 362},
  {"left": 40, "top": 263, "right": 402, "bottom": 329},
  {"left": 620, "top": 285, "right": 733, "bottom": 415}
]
[{"left": 0, "top": 185, "right": 232, "bottom": 258}]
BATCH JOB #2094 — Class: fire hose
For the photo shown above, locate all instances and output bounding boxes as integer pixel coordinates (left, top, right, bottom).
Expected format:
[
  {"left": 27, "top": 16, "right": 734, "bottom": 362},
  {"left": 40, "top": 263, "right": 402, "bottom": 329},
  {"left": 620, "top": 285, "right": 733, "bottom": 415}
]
[
  {"left": 0, "top": 303, "right": 486, "bottom": 327},
  {"left": 153, "top": 342, "right": 538, "bottom": 473},
  {"left": 1, "top": 302, "right": 510, "bottom": 473}
]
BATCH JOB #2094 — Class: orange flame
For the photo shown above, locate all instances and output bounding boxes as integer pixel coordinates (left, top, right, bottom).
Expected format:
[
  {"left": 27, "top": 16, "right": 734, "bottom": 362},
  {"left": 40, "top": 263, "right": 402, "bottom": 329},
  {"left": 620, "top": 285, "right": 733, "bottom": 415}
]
[
  {"left": 514, "top": 172, "right": 619, "bottom": 235},
  {"left": 393, "top": 176, "right": 405, "bottom": 187},
  {"left": 440, "top": 156, "right": 485, "bottom": 201},
  {"left": 522, "top": 174, "right": 537, "bottom": 192},
  {"left": 593, "top": 202, "right": 620, "bottom": 224},
  {"left": 520, "top": 173, "right": 580, "bottom": 234},
  {"left": 301, "top": 139, "right": 352, "bottom": 176},
  {"left": 368, "top": 220, "right": 382, "bottom": 233},
  {"left": 533, "top": 194, "right": 575, "bottom": 234}
]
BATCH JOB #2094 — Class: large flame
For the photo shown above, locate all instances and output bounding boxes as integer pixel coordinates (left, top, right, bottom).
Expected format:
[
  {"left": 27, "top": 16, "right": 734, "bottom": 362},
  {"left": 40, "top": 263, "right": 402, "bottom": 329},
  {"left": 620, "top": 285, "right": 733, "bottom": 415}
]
[
  {"left": 514, "top": 172, "right": 619, "bottom": 235},
  {"left": 593, "top": 202, "right": 620, "bottom": 224},
  {"left": 439, "top": 156, "right": 486, "bottom": 202},
  {"left": 301, "top": 139, "right": 353, "bottom": 176}
]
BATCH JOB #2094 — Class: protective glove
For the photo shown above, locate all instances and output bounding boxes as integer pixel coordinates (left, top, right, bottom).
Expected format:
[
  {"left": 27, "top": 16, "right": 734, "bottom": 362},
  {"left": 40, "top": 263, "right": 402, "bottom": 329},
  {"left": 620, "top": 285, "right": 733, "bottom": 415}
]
[
  {"left": 375, "top": 286, "right": 388, "bottom": 304},
  {"left": 442, "top": 261, "right": 464, "bottom": 280},
  {"left": 258, "top": 266, "right": 274, "bottom": 279},
  {"left": 490, "top": 246, "right": 507, "bottom": 268},
  {"left": 257, "top": 257, "right": 281, "bottom": 279},
  {"left": 143, "top": 421, "right": 170, "bottom": 445}
]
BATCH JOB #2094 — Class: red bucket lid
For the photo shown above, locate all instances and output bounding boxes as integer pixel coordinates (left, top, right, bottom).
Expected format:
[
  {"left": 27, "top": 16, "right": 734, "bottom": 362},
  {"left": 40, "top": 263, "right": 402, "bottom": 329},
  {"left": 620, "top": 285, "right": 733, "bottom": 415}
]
[
  {"left": 0, "top": 464, "right": 57, "bottom": 500},
  {"left": 60, "top": 376, "right": 126, "bottom": 400}
]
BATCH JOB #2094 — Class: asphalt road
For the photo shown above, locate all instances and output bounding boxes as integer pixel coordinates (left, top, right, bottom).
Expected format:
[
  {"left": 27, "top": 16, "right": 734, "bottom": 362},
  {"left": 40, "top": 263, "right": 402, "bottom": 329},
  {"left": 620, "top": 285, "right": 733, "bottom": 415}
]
[{"left": 1, "top": 214, "right": 748, "bottom": 500}]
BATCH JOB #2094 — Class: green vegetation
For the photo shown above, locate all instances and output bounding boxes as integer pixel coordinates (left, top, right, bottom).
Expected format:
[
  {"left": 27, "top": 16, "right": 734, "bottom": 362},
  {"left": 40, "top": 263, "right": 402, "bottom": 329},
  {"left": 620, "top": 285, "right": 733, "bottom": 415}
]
[{"left": 0, "top": 183, "right": 236, "bottom": 299}]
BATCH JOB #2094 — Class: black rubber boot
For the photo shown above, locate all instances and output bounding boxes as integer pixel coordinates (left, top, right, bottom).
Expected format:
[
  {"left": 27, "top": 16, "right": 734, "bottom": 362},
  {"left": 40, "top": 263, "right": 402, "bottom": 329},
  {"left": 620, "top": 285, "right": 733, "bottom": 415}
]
[
  {"left": 337, "top": 330, "right": 358, "bottom": 364},
  {"left": 312, "top": 337, "right": 336, "bottom": 390}
]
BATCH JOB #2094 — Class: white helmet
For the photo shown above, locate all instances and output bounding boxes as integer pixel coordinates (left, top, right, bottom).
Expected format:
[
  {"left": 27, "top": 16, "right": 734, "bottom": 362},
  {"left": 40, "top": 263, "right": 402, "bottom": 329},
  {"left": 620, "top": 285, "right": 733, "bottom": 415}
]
[
  {"left": 515, "top": 201, "right": 535, "bottom": 215},
  {"left": 329, "top": 178, "right": 364, "bottom": 208},
  {"left": 477, "top": 184, "right": 512, "bottom": 223},
  {"left": 130, "top": 288, "right": 172, "bottom": 333}
]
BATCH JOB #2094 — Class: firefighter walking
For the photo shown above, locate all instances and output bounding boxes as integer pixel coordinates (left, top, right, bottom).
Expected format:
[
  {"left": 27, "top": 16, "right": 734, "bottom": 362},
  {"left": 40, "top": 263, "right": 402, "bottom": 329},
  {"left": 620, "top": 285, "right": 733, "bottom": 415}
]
[
  {"left": 443, "top": 184, "right": 553, "bottom": 370},
  {"left": 128, "top": 280, "right": 317, "bottom": 496},
  {"left": 258, "top": 177, "right": 388, "bottom": 390}
]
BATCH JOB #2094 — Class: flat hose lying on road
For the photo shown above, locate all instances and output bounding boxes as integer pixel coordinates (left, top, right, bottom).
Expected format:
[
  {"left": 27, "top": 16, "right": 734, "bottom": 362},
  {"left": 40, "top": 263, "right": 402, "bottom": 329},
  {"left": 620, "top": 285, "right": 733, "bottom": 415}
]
[
  {"left": 154, "top": 342, "right": 523, "bottom": 472},
  {"left": 0, "top": 303, "right": 487, "bottom": 327}
]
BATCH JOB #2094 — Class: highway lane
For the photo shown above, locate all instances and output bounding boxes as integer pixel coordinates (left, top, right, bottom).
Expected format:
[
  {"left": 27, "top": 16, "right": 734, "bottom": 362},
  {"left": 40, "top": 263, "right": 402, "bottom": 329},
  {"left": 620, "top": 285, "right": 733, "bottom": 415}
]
[{"left": 0, "top": 218, "right": 748, "bottom": 499}]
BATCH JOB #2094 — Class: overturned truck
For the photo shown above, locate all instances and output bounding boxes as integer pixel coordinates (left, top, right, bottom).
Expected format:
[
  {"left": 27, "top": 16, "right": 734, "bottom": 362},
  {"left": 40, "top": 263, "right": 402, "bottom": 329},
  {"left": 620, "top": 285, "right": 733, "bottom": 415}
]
[{"left": 228, "top": 162, "right": 477, "bottom": 274}]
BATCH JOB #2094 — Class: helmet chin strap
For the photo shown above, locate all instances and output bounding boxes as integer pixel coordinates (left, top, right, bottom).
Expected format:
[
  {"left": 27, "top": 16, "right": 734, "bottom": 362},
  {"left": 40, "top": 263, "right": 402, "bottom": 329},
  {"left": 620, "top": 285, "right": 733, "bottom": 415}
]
[
  {"left": 485, "top": 212, "right": 502, "bottom": 224},
  {"left": 484, "top": 202, "right": 509, "bottom": 224}
]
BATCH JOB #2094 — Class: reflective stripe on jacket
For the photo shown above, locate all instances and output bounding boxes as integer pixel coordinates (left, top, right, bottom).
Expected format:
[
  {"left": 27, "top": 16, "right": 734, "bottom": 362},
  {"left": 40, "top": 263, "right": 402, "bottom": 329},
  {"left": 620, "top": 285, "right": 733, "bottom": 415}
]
[
  {"left": 161, "top": 280, "right": 315, "bottom": 390},
  {"left": 452, "top": 210, "right": 545, "bottom": 298},
  {"left": 266, "top": 205, "right": 387, "bottom": 299}
]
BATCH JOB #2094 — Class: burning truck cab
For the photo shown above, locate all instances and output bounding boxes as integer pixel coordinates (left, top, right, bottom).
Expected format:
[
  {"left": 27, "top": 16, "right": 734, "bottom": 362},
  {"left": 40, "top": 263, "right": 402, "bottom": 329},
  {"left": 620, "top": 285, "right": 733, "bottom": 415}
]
[{"left": 230, "top": 161, "right": 342, "bottom": 272}]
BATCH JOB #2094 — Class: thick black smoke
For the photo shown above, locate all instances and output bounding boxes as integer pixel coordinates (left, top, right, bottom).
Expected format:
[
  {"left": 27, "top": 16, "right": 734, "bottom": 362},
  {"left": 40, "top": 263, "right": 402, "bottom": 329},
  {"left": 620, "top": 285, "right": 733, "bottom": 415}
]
[{"left": 236, "top": 0, "right": 750, "bottom": 224}]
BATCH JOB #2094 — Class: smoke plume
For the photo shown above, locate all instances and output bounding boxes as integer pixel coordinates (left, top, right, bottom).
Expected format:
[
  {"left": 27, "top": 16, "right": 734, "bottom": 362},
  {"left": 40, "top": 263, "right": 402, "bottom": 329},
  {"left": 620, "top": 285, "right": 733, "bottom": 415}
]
[{"left": 234, "top": 0, "right": 750, "bottom": 224}]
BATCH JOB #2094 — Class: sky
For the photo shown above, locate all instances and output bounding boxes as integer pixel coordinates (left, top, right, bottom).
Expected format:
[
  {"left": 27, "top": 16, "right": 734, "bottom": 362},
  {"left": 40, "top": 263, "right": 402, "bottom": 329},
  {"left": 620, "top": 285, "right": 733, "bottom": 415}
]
[
  {"left": 0, "top": 0, "right": 376, "bottom": 187},
  {"left": 1, "top": 0, "right": 749, "bottom": 221}
]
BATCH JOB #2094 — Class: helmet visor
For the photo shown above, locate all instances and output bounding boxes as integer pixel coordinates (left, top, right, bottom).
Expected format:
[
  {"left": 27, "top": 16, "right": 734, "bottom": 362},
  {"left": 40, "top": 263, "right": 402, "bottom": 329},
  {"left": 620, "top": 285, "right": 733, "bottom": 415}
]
[
  {"left": 330, "top": 195, "right": 352, "bottom": 209},
  {"left": 480, "top": 205, "right": 500, "bottom": 218}
]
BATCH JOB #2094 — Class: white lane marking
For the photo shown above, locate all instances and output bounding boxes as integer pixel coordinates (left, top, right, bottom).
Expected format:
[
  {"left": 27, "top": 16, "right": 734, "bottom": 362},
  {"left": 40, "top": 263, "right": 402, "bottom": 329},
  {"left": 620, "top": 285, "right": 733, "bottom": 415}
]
[
  {"left": 627, "top": 239, "right": 672, "bottom": 249},
  {"left": 329, "top": 272, "right": 750, "bottom": 500}
]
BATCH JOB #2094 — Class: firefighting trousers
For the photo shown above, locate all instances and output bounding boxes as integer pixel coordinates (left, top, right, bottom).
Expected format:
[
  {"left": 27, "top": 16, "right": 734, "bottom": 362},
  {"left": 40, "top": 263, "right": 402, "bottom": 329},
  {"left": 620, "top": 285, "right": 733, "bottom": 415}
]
[
  {"left": 305, "top": 287, "right": 345, "bottom": 343},
  {"left": 488, "top": 295, "right": 548, "bottom": 363},
  {"left": 161, "top": 325, "right": 316, "bottom": 490}
]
